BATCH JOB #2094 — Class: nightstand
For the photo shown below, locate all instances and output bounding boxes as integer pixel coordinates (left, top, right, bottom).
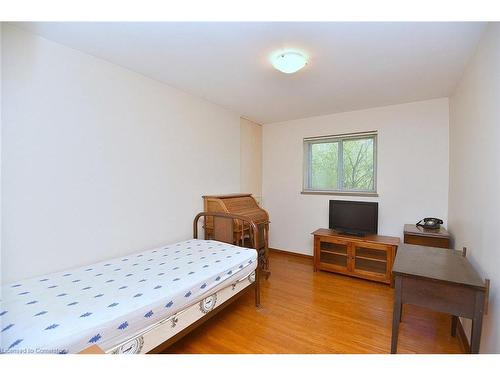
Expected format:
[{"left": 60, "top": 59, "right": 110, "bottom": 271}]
[{"left": 403, "top": 224, "right": 451, "bottom": 249}]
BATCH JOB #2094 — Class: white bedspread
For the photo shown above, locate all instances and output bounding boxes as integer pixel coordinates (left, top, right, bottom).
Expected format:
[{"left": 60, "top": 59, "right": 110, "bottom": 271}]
[{"left": 0, "top": 239, "right": 257, "bottom": 354}]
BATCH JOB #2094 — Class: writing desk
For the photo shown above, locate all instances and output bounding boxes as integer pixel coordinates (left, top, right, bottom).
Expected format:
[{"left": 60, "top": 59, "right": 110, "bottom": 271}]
[{"left": 391, "top": 244, "right": 488, "bottom": 354}]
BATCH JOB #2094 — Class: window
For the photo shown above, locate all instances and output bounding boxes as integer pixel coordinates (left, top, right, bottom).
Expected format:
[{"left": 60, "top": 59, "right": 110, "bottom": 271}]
[{"left": 303, "top": 132, "right": 377, "bottom": 194}]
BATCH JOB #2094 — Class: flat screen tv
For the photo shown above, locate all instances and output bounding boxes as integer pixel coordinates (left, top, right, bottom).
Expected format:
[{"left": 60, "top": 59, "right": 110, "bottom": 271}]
[{"left": 329, "top": 200, "right": 378, "bottom": 236}]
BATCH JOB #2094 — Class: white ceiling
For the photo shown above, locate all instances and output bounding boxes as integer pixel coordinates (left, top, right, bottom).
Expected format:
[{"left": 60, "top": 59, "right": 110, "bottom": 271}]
[{"left": 16, "top": 22, "right": 486, "bottom": 124}]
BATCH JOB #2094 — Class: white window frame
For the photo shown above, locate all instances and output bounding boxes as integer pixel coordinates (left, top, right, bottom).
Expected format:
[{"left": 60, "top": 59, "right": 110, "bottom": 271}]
[{"left": 302, "top": 131, "right": 378, "bottom": 196}]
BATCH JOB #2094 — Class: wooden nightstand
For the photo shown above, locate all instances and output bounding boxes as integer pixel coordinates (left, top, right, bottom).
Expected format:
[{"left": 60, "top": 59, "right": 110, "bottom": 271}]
[{"left": 403, "top": 224, "right": 451, "bottom": 249}]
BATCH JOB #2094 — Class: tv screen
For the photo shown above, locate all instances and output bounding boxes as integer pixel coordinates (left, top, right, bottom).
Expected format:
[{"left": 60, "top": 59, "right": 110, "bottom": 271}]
[{"left": 329, "top": 200, "right": 378, "bottom": 235}]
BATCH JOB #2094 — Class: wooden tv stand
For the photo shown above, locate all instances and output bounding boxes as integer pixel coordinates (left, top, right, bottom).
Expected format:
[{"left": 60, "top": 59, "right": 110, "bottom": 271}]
[{"left": 312, "top": 228, "right": 400, "bottom": 284}]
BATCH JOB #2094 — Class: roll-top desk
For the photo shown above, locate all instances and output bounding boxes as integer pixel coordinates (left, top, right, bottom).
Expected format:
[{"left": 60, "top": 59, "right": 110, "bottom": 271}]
[{"left": 202, "top": 194, "right": 271, "bottom": 278}]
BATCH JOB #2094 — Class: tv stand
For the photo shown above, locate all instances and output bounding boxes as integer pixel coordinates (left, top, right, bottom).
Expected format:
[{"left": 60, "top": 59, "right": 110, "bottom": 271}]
[{"left": 312, "top": 228, "right": 400, "bottom": 284}]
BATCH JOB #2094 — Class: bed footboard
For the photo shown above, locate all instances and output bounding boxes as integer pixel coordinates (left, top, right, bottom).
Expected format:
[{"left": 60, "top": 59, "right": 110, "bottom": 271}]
[{"left": 193, "top": 211, "right": 261, "bottom": 307}]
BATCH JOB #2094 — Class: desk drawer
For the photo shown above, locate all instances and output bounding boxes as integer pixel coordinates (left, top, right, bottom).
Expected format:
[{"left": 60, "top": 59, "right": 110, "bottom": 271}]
[{"left": 401, "top": 277, "right": 477, "bottom": 318}]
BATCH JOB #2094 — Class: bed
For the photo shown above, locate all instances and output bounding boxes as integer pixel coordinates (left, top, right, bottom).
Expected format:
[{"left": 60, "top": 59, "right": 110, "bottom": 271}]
[{"left": 0, "top": 212, "right": 261, "bottom": 354}]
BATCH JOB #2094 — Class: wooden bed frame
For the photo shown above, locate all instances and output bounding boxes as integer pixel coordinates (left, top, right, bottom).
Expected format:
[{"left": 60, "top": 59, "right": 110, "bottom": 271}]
[{"left": 79, "top": 211, "right": 261, "bottom": 354}]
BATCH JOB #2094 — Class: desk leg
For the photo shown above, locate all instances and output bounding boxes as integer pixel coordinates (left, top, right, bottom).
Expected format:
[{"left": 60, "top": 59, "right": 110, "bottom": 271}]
[
  {"left": 470, "top": 291, "right": 485, "bottom": 354},
  {"left": 451, "top": 316, "right": 458, "bottom": 337},
  {"left": 391, "top": 276, "right": 402, "bottom": 354}
]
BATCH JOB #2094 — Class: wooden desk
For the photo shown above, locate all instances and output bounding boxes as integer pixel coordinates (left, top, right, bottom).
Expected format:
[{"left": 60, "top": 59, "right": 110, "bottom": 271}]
[
  {"left": 403, "top": 224, "right": 451, "bottom": 249},
  {"left": 391, "top": 244, "right": 488, "bottom": 354},
  {"left": 203, "top": 194, "right": 271, "bottom": 279}
]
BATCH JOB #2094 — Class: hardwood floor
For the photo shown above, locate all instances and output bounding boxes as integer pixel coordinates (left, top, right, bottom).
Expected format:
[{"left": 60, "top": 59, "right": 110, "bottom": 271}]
[{"left": 164, "top": 251, "right": 465, "bottom": 354}]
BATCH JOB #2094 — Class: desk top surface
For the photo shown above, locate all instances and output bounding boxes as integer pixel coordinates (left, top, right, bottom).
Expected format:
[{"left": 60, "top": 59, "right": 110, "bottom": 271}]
[{"left": 393, "top": 244, "right": 485, "bottom": 289}]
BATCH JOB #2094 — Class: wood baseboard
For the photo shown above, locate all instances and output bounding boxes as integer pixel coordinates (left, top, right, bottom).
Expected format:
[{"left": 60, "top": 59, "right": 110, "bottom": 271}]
[
  {"left": 269, "top": 247, "right": 313, "bottom": 259},
  {"left": 457, "top": 318, "right": 470, "bottom": 353}
]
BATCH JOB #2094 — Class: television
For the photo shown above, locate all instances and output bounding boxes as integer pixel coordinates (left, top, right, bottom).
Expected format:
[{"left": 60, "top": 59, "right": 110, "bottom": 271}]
[{"left": 329, "top": 200, "right": 378, "bottom": 236}]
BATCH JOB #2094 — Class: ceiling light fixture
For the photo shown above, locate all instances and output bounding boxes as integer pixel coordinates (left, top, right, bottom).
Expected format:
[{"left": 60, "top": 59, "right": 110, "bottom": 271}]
[{"left": 270, "top": 50, "right": 308, "bottom": 74}]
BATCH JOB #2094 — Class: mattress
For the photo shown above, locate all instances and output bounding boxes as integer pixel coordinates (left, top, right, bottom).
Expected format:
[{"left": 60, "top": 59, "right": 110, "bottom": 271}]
[{"left": 0, "top": 239, "right": 257, "bottom": 354}]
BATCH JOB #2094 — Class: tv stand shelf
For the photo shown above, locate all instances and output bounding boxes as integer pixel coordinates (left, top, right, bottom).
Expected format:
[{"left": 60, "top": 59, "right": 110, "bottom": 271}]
[{"left": 312, "top": 228, "right": 400, "bottom": 284}]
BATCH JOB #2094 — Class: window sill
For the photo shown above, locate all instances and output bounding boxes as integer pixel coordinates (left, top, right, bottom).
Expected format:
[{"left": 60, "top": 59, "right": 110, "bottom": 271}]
[{"left": 301, "top": 190, "right": 379, "bottom": 197}]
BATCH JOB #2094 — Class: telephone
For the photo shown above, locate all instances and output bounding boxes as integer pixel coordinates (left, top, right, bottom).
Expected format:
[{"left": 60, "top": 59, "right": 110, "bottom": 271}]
[{"left": 416, "top": 217, "right": 443, "bottom": 230}]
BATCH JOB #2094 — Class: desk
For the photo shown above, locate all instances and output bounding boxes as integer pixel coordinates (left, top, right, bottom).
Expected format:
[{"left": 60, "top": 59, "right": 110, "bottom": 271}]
[{"left": 391, "top": 244, "right": 488, "bottom": 354}]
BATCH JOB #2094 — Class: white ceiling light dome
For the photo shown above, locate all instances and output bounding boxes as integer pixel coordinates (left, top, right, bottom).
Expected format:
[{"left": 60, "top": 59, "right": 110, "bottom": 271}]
[{"left": 270, "top": 49, "right": 309, "bottom": 74}]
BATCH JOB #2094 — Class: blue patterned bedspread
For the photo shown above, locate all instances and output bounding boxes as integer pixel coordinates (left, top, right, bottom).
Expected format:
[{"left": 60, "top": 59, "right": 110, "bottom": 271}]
[{"left": 0, "top": 239, "right": 257, "bottom": 354}]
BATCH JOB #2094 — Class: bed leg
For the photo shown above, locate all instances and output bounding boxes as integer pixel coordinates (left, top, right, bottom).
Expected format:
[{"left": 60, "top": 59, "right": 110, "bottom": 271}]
[{"left": 255, "top": 268, "right": 261, "bottom": 307}]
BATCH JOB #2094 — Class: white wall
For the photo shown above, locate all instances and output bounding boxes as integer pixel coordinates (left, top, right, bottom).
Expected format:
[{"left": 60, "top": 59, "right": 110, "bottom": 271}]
[
  {"left": 240, "top": 117, "right": 262, "bottom": 203},
  {"left": 1, "top": 25, "right": 241, "bottom": 283},
  {"left": 0, "top": 23, "right": 3, "bottom": 281},
  {"left": 262, "top": 98, "right": 449, "bottom": 254},
  {"left": 448, "top": 23, "right": 500, "bottom": 353}
]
